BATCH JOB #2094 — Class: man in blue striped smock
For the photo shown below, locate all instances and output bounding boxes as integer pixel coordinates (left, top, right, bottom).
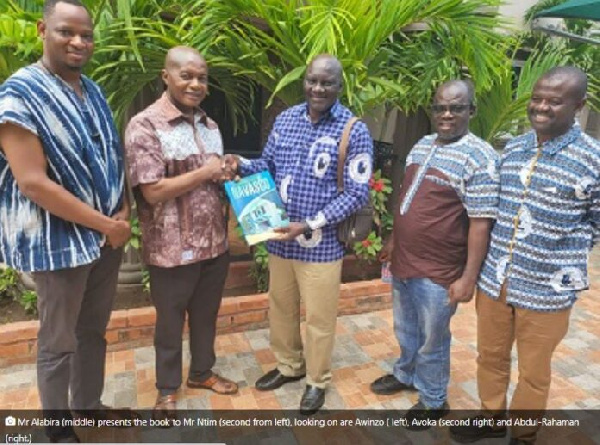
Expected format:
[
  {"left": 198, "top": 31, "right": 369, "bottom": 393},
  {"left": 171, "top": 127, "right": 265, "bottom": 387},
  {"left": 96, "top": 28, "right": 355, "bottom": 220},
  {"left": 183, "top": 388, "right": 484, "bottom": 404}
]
[
  {"left": 450, "top": 68, "right": 600, "bottom": 445},
  {"left": 0, "top": 0, "right": 131, "bottom": 441}
]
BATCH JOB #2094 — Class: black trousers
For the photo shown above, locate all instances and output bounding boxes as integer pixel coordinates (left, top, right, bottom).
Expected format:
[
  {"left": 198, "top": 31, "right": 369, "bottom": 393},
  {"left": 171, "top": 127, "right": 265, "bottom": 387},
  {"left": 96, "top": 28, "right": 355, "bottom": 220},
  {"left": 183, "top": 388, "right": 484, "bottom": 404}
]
[{"left": 148, "top": 252, "right": 230, "bottom": 394}]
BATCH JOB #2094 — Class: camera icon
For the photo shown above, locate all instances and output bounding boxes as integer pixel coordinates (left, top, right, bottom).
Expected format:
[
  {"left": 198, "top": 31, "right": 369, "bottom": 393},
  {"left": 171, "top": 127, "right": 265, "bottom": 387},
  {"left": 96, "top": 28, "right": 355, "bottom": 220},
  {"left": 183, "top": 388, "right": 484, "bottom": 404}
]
[{"left": 5, "top": 416, "right": 16, "bottom": 426}]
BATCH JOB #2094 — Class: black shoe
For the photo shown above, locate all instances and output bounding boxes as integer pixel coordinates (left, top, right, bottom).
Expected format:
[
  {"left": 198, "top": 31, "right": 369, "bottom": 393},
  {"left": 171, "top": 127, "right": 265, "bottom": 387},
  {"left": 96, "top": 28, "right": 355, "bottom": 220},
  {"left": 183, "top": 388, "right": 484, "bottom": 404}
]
[
  {"left": 509, "top": 439, "right": 534, "bottom": 445},
  {"left": 50, "top": 435, "right": 80, "bottom": 443},
  {"left": 45, "top": 413, "right": 80, "bottom": 443},
  {"left": 405, "top": 401, "right": 450, "bottom": 431},
  {"left": 300, "top": 385, "right": 325, "bottom": 415},
  {"left": 47, "top": 427, "right": 80, "bottom": 444},
  {"left": 255, "top": 369, "right": 305, "bottom": 391},
  {"left": 449, "top": 414, "right": 507, "bottom": 443},
  {"left": 370, "top": 374, "right": 414, "bottom": 395},
  {"left": 72, "top": 404, "right": 140, "bottom": 423}
]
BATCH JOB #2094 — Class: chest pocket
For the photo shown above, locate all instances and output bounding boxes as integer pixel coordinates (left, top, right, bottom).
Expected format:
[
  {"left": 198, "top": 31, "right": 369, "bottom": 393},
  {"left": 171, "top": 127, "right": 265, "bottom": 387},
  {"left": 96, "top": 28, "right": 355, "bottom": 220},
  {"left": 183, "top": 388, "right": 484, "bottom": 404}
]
[{"left": 308, "top": 136, "right": 338, "bottom": 179}]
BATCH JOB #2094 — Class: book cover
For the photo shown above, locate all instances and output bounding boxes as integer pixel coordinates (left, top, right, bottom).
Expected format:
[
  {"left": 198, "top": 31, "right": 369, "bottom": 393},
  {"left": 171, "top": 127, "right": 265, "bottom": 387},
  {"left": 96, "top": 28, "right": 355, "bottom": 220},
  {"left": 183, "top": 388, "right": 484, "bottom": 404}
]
[{"left": 224, "top": 171, "right": 290, "bottom": 245}]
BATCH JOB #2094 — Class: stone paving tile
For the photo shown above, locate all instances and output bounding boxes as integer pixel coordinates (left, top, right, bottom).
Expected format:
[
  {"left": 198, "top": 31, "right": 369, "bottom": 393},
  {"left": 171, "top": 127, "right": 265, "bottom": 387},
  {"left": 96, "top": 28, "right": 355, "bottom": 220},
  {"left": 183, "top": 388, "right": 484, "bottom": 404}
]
[{"left": 3, "top": 248, "right": 600, "bottom": 437}]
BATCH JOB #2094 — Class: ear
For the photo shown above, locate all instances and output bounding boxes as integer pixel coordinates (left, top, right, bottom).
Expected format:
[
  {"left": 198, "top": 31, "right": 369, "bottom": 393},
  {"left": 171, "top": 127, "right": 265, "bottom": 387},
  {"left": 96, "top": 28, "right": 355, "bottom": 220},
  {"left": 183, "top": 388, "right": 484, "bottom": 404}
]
[
  {"left": 161, "top": 69, "right": 168, "bottom": 85},
  {"left": 469, "top": 105, "right": 477, "bottom": 118},
  {"left": 575, "top": 95, "right": 587, "bottom": 113},
  {"left": 37, "top": 19, "right": 46, "bottom": 39}
]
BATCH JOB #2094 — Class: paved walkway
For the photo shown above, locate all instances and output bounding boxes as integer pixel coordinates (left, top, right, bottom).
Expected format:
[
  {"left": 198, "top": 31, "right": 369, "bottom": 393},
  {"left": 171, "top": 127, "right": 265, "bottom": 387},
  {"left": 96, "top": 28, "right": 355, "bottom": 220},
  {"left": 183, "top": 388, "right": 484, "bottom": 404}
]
[{"left": 2, "top": 251, "right": 600, "bottom": 441}]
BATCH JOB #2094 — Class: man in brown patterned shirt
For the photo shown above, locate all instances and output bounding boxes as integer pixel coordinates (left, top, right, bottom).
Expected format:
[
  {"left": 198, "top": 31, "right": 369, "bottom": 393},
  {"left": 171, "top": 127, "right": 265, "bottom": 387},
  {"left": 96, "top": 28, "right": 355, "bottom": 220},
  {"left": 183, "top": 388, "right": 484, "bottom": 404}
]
[{"left": 124, "top": 46, "right": 237, "bottom": 422}]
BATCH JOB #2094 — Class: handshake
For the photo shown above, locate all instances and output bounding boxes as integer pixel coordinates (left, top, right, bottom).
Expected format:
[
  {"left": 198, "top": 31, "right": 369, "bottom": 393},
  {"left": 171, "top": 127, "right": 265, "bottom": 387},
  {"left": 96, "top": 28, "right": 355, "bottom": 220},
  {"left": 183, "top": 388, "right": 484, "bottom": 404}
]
[{"left": 207, "top": 154, "right": 239, "bottom": 182}]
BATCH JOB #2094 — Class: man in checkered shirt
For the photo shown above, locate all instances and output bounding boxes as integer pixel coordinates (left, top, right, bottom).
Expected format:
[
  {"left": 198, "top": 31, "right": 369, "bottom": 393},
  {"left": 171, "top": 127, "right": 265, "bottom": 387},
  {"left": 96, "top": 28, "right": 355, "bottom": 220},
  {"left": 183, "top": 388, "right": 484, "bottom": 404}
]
[{"left": 228, "top": 54, "right": 373, "bottom": 414}]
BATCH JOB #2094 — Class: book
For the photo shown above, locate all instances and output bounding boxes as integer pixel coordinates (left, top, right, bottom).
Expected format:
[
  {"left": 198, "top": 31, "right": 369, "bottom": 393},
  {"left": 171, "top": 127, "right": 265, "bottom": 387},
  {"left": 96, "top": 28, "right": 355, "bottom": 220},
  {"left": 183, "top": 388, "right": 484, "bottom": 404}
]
[{"left": 224, "top": 171, "right": 290, "bottom": 245}]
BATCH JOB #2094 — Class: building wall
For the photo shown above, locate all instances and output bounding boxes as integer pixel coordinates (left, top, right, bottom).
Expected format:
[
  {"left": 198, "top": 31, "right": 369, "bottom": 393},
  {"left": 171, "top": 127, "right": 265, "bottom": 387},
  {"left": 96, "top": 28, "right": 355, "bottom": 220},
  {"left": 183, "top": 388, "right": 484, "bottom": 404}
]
[{"left": 499, "top": 0, "right": 539, "bottom": 29}]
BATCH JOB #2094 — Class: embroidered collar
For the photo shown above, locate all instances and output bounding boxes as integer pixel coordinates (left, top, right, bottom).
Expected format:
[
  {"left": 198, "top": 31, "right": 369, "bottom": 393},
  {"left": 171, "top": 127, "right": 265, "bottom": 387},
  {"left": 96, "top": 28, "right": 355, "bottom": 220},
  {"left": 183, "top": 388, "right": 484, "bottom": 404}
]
[{"left": 521, "top": 123, "right": 581, "bottom": 155}]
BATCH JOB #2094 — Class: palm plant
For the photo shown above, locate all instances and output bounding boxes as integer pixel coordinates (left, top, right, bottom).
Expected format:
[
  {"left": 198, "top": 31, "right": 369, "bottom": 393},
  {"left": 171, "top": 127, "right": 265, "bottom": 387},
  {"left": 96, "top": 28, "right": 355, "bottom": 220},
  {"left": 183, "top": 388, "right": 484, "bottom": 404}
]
[
  {"left": 470, "top": 40, "right": 571, "bottom": 145},
  {"left": 89, "top": 0, "right": 257, "bottom": 131},
  {"left": 87, "top": 0, "right": 509, "bottom": 127},
  {"left": 187, "top": 0, "right": 508, "bottom": 116},
  {"left": 524, "top": 0, "right": 600, "bottom": 111},
  {"left": 0, "top": 0, "right": 41, "bottom": 82},
  {"left": 471, "top": 0, "right": 600, "bottom": 146}
]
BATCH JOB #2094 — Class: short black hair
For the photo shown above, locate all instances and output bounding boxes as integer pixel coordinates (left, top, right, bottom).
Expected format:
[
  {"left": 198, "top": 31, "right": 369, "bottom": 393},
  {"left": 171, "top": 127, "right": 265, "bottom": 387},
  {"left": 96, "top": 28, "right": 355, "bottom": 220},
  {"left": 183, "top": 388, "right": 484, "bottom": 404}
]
[
  {"left": 43, "top": 0, "right": 89, "bottom": 19},
  {"left": 539, "top": 66, "right": 588, "bottom": 101}
]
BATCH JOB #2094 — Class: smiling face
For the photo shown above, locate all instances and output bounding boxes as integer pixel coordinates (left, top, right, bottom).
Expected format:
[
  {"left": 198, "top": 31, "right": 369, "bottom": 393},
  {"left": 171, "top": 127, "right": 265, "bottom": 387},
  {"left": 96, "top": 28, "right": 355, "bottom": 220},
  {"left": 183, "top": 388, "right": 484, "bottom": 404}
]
[
  {"left": 528, "top": 75, "right": 585, "bottom": 143},
  {"left": 162, "top": 51, "right": 208, "bottom": 116},
  {"left": 432, "top": 82, "right": 474, "bottom": 145},
  {"left": 38, "top": 1, "right": 94, "bottom": 73},
  {"left": 303, "top": 57, "right": 343, "bottom": 122}
]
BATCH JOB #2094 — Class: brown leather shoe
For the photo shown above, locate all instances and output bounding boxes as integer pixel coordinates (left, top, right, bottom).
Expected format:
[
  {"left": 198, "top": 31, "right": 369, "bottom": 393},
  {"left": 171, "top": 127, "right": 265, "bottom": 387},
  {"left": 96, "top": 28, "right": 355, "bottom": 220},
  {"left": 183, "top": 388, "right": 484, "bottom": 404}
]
[
  {"left": 152, "top": 394, "right": 177, "bottom": 427},
  {"left": 187, "top": 373, "right": 238, "bottom": 395}
]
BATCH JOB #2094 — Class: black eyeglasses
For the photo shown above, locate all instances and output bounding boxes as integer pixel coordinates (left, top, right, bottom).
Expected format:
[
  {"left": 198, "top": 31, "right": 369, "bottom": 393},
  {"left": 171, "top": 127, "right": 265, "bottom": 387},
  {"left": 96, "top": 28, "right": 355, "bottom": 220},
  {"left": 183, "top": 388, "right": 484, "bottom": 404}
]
[{"left": 430, "top": 104, "right": 471, "bottom": 114}]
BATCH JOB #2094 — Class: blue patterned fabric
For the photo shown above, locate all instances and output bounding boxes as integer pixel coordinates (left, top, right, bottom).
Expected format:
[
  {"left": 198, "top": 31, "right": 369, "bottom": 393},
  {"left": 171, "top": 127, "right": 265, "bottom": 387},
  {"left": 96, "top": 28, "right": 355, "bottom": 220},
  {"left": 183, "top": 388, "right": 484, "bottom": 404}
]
[
  {"left": 479, "top": 124, "right": 600, "bottom": 311},
  {"left": 0, "top": 64, "right": 124, "bottom": 272},
  {"left": 401, "top": 133, "right": 500, "bottom": 218},
  {"left": 239, "top": 101, "right": 373, "bottom": 262}
]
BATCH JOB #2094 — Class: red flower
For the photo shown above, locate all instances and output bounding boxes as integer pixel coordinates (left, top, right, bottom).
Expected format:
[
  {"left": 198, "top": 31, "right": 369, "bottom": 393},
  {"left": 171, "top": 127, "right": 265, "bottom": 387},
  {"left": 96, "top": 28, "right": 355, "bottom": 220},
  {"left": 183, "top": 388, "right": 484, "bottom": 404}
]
[
  {"left": 373, "top": 180, "right": 384, "bottom": 192},
  {"left": 361, "top": 239, "right": 371, "bottom": 248}
]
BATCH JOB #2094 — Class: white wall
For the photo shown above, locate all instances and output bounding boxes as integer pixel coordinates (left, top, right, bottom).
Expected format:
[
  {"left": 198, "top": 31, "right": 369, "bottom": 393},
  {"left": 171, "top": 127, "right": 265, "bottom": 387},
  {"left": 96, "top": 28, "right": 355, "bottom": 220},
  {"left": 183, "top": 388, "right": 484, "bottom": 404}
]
[{"left": 499, "top": 0, "right": 539, "bottom": 29}]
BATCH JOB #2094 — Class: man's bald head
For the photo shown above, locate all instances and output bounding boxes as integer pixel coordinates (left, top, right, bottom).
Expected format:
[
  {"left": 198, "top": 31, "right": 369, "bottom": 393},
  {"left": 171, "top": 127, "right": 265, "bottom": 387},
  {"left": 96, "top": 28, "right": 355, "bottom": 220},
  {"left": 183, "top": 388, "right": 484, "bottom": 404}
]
[
  {"left": 436, "top": 79, "right": 475, "bottom": 108},
  {"left": 304, "top": 54, "right": 343, "bottom": 122},
  {"left": 528, "top": 66, "right": 587, "bottom": 143},
  {"left": 165, "top": 46, "right": 206, "bottom": 71},
  {"left": 537, "top": 66, "right": 587, "bottom": 101},
  {"left": 162, "top": 46, "right": 208, "bottom": 116},
  {"left": 307, "top": 54, "right": 343, "bottom": 80}
]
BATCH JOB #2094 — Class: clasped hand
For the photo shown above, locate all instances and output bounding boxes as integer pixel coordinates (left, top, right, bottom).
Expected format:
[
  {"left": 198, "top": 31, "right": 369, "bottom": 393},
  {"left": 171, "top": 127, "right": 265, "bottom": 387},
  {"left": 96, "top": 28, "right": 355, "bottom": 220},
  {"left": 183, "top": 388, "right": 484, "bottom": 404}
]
[{"left": 206, "top": 154, "right": 239, "bottom": 182}]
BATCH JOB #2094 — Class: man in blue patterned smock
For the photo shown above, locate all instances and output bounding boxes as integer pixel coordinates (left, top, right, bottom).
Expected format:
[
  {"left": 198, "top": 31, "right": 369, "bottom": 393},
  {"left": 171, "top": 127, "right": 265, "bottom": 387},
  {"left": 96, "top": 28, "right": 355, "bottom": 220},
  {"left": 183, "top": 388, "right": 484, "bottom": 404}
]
[
  {"left": 228, "top": 54, "right": 373, "bottom": 414},
  {"left": 0, "top": 0, "right": 131, "bottom": 441},
  {"left": 450, "top": 68, "right": 600, "bottom": 445},
  {"left": 370, "top": 80, "right": 499, "bottom": 428}
]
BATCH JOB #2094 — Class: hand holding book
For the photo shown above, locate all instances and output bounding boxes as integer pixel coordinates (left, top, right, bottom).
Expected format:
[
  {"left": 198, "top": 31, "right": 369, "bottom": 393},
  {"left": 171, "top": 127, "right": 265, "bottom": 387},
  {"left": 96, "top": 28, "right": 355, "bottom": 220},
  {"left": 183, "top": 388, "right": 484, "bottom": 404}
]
[{"left": 224, "top": 171, "right": 290, "bottom": 245}]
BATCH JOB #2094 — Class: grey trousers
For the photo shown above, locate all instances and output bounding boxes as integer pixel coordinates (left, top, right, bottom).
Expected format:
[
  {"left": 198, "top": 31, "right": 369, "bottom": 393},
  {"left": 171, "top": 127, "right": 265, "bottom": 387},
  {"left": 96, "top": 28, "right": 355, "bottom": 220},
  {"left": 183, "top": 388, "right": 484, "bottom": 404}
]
[
  {"left": 33, "top": 246, "right": 123, "bottom": 412},
  {"left": 147, "top": 252, "right": 230, "bottom": 395}
]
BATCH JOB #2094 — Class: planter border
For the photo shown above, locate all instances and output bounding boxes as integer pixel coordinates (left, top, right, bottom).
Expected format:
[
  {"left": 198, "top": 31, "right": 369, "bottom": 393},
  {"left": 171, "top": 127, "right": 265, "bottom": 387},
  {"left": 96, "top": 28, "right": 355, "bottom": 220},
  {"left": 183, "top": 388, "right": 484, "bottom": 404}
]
[{"left": 0, "top": 279, "right": 391, "bottom": 367}]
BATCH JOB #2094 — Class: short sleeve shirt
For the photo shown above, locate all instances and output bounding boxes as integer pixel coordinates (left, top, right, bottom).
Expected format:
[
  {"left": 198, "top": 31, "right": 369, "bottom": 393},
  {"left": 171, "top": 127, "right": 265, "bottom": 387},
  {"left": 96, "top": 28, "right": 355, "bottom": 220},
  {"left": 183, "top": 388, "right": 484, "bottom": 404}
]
[
  {"left": 391, "top": 132, "right": 500, "bottom": 287},
  {"left": 125, "top": 93, "right": 227, "bottom": 267},
  {"left": 0, "top": 64, "right": 124, "bottom": 272},
  {"left": 478, "top": 125, "right": 600, "bottom": 311}
]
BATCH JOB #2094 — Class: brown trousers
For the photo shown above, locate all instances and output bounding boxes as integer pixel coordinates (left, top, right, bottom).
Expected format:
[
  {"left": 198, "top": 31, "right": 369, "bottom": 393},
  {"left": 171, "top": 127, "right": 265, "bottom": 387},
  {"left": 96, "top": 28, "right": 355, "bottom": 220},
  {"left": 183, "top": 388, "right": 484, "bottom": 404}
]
[
  {"left": 268, "top": 254, "right": 343, "bottom": 388},
  {"left": 148, "top": 252, "right": 229, "bottom": 394},
  {"left": 476, "top": 286, "right": 571, "bottom": 441}
]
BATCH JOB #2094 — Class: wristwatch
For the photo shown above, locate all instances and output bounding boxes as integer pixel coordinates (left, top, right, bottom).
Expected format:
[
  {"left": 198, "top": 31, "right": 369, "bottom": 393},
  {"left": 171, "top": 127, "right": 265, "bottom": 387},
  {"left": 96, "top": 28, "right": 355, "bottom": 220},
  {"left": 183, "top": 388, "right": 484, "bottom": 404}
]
[{"left": 302, "top": 221, "right": 313, "bottom": 240}]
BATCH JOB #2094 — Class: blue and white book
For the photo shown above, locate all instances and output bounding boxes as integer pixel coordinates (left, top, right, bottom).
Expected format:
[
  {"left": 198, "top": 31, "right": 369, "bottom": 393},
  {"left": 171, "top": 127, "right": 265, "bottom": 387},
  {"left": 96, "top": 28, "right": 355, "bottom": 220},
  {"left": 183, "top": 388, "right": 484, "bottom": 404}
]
[{"left": 224, "top": 171, "right": 290, "bottom": 245}]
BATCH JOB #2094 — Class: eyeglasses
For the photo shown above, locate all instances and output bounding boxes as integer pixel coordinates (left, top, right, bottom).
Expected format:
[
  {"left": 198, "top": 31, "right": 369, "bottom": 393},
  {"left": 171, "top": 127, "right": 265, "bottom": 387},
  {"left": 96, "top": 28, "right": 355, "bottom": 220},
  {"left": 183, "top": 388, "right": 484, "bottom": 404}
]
[{"left": 430, "top": 104, "right": 471, "bottom": 115}]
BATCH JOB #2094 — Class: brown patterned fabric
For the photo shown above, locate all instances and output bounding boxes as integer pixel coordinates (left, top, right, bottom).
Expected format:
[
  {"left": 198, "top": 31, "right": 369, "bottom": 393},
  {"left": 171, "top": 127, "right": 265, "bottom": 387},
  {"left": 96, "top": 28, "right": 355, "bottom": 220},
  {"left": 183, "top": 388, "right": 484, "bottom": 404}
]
[
  {"left": 392, "top": 164, "right": 469, "bottom": 287},
  {"left": 125, "top": 93, "right": 227, "bottom": 267}
]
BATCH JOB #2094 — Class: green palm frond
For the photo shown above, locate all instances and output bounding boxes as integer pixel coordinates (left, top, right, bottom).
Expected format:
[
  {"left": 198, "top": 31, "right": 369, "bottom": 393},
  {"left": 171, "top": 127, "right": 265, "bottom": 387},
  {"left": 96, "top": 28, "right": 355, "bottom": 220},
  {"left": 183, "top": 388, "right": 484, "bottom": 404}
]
[
  {"left": 190, "top": 0, "right": 507, "bottom": 116},
  {"left": 471, "top": 42, "right": 571, "bottom": 145}
]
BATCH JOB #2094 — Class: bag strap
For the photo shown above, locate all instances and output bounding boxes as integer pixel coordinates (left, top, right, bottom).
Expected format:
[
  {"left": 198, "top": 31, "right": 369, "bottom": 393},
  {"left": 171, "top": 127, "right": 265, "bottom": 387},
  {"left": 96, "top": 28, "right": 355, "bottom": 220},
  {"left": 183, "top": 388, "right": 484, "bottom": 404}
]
[{"left": 337, "top": 117, "right": 360, "bottom": 193}]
